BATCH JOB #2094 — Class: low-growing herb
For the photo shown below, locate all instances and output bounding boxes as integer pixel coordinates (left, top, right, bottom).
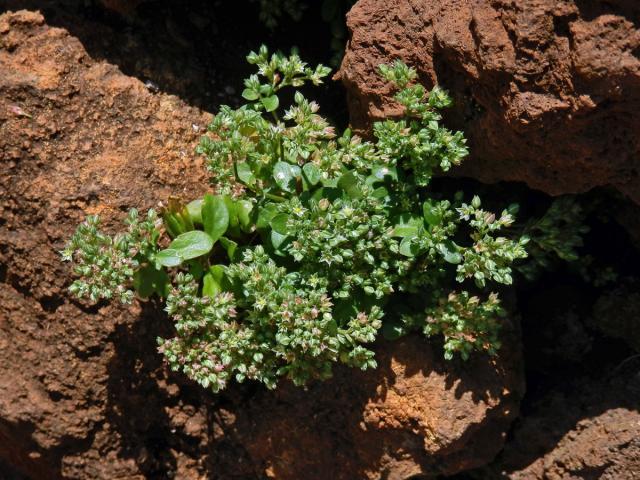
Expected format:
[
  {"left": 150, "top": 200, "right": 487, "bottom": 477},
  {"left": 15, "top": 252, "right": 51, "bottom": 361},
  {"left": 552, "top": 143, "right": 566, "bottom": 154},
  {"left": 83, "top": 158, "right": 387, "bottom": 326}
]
[{"left": 63, "top": 47, "right": 530, "bottom": 392}]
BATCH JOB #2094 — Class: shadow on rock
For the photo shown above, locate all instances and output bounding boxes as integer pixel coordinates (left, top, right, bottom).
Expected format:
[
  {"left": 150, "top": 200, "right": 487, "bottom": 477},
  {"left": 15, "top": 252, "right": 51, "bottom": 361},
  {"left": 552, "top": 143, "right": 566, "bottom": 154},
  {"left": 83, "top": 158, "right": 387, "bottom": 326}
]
[
  {"left": 3, "top": 0, "right": 348, "bottom": 119},
  {"left": 214, "top": 324, "right": 524, "bottom": 480},
  {"left": 104, "top": 300, "right": 216, "bottom": 479}
]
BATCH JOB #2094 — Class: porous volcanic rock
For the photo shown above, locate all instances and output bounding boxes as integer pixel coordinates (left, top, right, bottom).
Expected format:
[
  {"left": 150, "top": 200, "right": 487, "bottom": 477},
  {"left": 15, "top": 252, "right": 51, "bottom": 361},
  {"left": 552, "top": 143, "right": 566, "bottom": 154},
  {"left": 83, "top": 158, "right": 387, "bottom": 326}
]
[
  {"left": 338, "top": 0, "right": 640, "bottom": 203},
  {"left": 0, "top": 9, "right": 212, "bottom": 479},
  {"left": 218, "top": 332, "right": 524, "bottom": 480},
  {"left": 0, "top": 9, "right": 524, "bottom": 479},
  {"left": 481, "top": 370, "right": 640, "bottom": 479}
]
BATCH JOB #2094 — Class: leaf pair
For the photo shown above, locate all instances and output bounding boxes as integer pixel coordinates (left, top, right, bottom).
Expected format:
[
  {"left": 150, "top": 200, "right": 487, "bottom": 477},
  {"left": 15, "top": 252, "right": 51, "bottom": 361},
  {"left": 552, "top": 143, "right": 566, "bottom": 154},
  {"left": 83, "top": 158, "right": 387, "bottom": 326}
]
[{"left": 156, "top": 194, "right": 230, "bottom": 268}]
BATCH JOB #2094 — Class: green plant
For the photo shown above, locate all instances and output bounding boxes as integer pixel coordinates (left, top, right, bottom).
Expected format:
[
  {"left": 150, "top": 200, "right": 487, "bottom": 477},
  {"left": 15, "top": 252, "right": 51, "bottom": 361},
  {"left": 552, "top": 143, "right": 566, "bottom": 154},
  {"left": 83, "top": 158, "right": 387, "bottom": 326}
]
[
  {"left": 517, "top": 196, "right": 588, "bottom": 280},
  {"left": 62, "top": 48, "right": 529, "bottom": 392}
]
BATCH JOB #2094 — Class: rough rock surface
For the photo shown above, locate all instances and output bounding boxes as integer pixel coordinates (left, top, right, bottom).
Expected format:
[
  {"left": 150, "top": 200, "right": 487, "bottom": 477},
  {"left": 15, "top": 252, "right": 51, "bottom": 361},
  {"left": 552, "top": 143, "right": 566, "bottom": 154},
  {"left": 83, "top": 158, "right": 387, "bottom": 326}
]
[
  {"left": 0, "top": 10, "right": 524, "bottom": 480},
  {"left": 338, "top": 0, "right": 640, "bottom": 203},
  {"left": 218, "top": 333, "right": 524, "bottom": 480},
  {"left": 0, "top": 8, "right": 211, "bottom": 479},
  {"left": 482, "top": 370, "right": 640, "bottom": 479}
]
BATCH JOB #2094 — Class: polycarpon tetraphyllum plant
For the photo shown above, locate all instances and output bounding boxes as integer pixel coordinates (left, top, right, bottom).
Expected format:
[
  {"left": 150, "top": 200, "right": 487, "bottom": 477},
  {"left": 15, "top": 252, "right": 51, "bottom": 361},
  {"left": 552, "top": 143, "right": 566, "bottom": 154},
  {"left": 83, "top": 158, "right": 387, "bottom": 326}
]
[{"left": 62, "top": 46, "right": 530, "bottom": 392}]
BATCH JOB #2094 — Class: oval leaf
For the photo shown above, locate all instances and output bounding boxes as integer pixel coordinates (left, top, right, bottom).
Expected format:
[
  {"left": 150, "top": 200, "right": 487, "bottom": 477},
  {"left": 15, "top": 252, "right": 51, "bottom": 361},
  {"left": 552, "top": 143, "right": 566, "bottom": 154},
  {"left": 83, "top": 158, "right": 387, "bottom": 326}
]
[
  {"left": 270, "top": 213, "right": 291, "bottom": 235},
  {"left": 270, "top": 230, "right": 290, "bottom": 254},
  {"left": 437, "top": 240, "right": 462, "bottom": 264},
  {"left": 223, "top": 196, "right": 243, "bottom": 238},
  {"left": 241, "top": 88, "right": 259, "bottom": 101},
  {"left": 202, "top": 194, "right": 229, "bottom": 243},
  {"left": 236, "top": 162, "right": 255, "bottom": 186},
  {"left": 273, "top": 161, "right": 294, "bottom": 191},
  {"left": 423, "top": 201, "right": 442, "bottom": 227},
  {"left": 219, "top": 237, "right": 239, "bottom": 261},
  {"left": 155, "top": 248, "right": 182, "bottom": 268},
  {"left": 257, "top": 204, "right": 278, "bottom": 231},
  {"left": 236, "top": 200, "right": 254, "bottom": 232},
  {"left": 203, "top": 265, "right": 226, "bottom": 298},
  {"left": 399, "top": 237, "right": 419, "bottom": 257},
  {"left": 186, "top": 198, "right": 204, "bottom": 225},
  {"left": 302, "top": 163, "right": 321, "bottom": 186},
  {"left": 392, "top": 224, "right": 419, "bottom": 238},
  {"left": 261, "top": 95, "right": 279, "bottom": 112},
  {"left": 168, "top": 231, "right": 214, "bottom": 260},
  {"left": 337, "top": 170, "right": 362, "bottom": 199},
  {"left": 371, "top": 165, "right": 398, "bottom": 182}
]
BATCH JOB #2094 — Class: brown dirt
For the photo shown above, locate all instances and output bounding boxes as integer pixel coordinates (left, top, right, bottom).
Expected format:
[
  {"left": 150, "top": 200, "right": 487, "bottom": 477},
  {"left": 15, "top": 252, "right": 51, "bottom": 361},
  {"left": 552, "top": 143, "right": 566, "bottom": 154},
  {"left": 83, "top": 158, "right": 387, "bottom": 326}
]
[
  {"left": 0, "top": 9, "right": 525, "bottom": 480},
  {"left": 338, "top": 0, "right": 640, "bottom": 203}
]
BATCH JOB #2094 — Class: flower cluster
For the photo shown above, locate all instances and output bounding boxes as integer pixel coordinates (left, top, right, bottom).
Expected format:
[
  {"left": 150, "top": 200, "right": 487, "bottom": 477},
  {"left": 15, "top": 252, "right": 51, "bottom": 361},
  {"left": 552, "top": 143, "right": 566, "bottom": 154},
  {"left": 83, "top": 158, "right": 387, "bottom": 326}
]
[{"left": 61, "top": 209, "right": 160, "bottom": 303}]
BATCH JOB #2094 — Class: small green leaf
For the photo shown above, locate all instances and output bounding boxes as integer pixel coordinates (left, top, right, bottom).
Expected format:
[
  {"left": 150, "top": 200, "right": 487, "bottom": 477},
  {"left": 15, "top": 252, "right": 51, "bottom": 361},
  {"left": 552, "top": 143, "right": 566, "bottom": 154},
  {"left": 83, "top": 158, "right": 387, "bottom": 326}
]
[
  {"left": 399, "top": 237, "right": 419, "bottom": 257},
  {"left": 392, "top": 224, "right": 419, "bottom": 238},
  {"left": 241, "top": 88, "right": 259, "bottom": 101},
  {"left": 423, "top": 201, "right": 442, "bottom": 226},
  {"left": 371, "top": 165, "right": 398, "bottom": 182},
  {"left": 155, "top": 248, "right": 182, "bottom": 268},
  {"left": 257, "top": 204, "right": 278, "bottom": 230},
  {"left": 289, "top": 164, "right": 301, "bottom": 178},
  {"left": 224, "top": 196, "right": 239, "bottom": 228},
  {"left": 302, "top": 163, "right": 321, "bottom": 186},
  {"left": 202, "top": 194, "right": 229, "bottom": 243},
  {"left": 337, "top": 170, "right": 362, "bottom": 199},
  {"left": 270, "top": 213, "right": 290, "bottom": 235},
  {"left": 236, "top": 200, "right": 254, "bottom": 232},
  {"left": 273, "top": 161, "right": 294, "bottom": 191},
  {"left": 168, "top": 230, "right": 214, "bottom": 260},
  {"left": 219, "top": 237, "right": 238, "bottom": 261},
  {"left": 259, "top": 84, "right": 272, "bottom": 95},
  {"left": 437, "top": 240, "right": 462, "bottom": 264},
  {"left": 372, "top": 186, "right": 390, "bottom": 199},
  {"left": 186, "top": 199, "right": 204, "bottom": 225},
  {"left": 203, "top": 265, "right": 226, "bottom": 298},
  {"left": 261, "top": 95, "right": 279, "bottom": 112},
  {"left": 162, "top": 212, "right": 185, "bottom": 238},
  {"left": 236, "top": 162, "right": 255, "bottom": 186},
  {"left": 270, "top": 230, "right": 290, "bottom": 254}
]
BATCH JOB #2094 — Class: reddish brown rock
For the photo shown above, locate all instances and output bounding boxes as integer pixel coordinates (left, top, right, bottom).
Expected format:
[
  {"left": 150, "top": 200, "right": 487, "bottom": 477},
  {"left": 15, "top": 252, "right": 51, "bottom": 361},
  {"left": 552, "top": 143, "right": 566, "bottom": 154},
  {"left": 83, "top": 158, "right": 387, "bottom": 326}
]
[
  {"left": 0, "top": 9, "right": 212, "bottom": 479},
  {"left": 338, "top": 0, "right": 640, "bottom": 203},
  {"left": 0, "top": 9, "right": 524, "bottom": 479},
  {"left": 219, "top": 333, "right": 524, "bottom": 480},
  {"left": 481, "top": 370, "right": 640, "bottom": 479}
]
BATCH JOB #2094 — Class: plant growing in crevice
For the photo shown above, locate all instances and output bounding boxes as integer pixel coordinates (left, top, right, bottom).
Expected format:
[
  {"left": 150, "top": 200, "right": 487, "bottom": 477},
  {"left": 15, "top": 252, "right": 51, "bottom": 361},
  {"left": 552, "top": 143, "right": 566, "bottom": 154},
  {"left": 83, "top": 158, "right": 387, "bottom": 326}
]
[
  {"left": 63, "top": 47, "right": 531, "bottom": 392},
  {"left": 517, "top": 195, "right": 616, "bottom": 287},
  {"left": 517, "top": 196, "right": 588, "bottom": 281}
]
